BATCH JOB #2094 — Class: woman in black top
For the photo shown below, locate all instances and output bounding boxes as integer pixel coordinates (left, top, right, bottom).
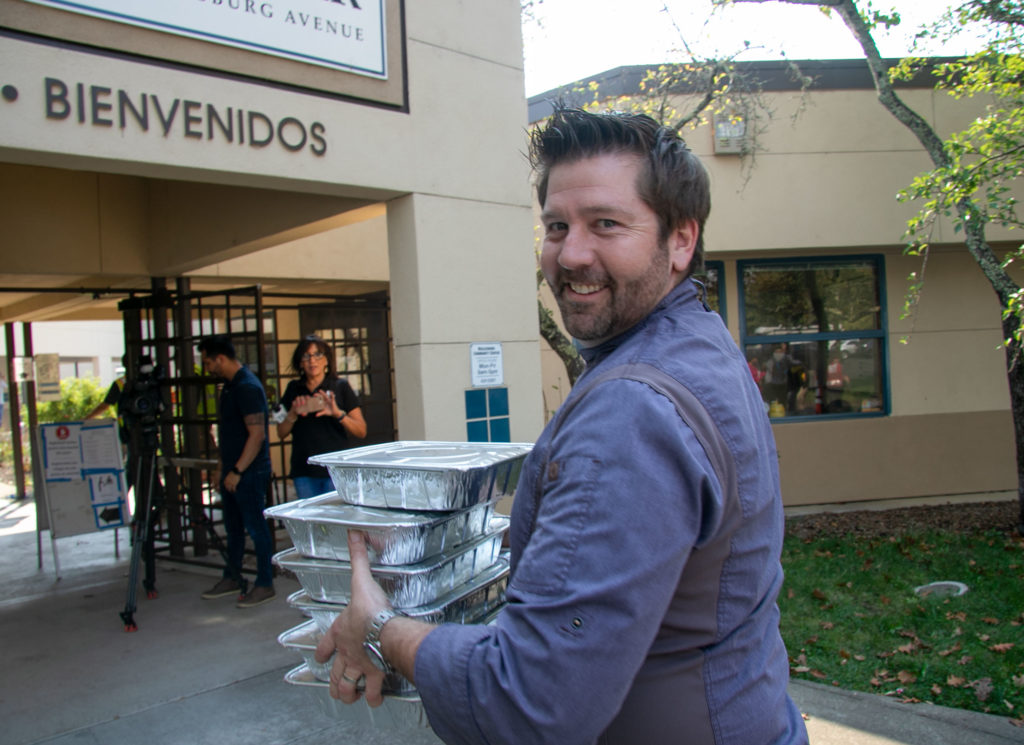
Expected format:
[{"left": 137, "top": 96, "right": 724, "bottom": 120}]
[{"left": 277, "top": 335, "right": 367, "bottom": 499}]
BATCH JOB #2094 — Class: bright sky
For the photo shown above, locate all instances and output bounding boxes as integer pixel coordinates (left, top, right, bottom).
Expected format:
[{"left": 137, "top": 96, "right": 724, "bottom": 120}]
[{"left": 522, "top": 0, "right": 983, "bottom": 96}]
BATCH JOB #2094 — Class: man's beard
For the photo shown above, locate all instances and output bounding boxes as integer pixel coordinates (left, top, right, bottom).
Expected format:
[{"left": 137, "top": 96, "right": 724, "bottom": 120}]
[{"left": 554, "top": 241, "right": 671, "bottom": 344}]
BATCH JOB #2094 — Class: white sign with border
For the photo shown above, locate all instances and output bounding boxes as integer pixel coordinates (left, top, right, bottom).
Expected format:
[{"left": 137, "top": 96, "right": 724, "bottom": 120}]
[
  {"left": 34, "top": 353, "right": 61, "bottom": 402},
  {"left": 470, "top": 343, "right": 504, "bottom": 388},
  {"left": 23, "top": 0, "right": 387, "bottom": 79}
]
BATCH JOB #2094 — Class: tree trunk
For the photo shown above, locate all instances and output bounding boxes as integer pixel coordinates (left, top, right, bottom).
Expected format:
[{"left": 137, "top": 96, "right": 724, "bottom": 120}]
[
  {"left": 830, "top": 0, "right": 1024, "bottom": 531},
  {"left": 740, "top": 0, "right": 1024, "bottom": 530},
  {"left": 1003, "top": 323, "right": 1024, "bottom": 533},
  {"left": 538, "top": 299, "right": 584, "bottom": 385}
]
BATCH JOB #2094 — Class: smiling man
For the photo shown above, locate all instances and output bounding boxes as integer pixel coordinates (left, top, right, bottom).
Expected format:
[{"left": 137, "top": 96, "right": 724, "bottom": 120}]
[{"left": 315, "top": 107, "right": 808, "bottom": 745}]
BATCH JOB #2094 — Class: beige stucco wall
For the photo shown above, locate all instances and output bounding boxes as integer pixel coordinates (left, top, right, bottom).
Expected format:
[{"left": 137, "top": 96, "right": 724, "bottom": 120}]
[{"left": 0, "top": 0, "right": 547, "bottom": 444}]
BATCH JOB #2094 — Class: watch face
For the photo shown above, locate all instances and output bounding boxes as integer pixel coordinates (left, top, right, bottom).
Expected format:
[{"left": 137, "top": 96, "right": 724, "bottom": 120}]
[{"left": 364, "top": 641, "right": 389, "bottom": 672}]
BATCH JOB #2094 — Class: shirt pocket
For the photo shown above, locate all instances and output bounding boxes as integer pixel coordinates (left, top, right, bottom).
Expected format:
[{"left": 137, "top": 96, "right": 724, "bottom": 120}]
[{"left": 510, "top": 454, "right": 599, "bottom": 597}]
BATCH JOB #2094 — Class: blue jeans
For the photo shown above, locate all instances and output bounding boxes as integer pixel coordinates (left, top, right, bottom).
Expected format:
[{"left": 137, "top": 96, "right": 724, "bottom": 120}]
[
  {"left": 292, "top": 476, "right": 334, "bottom": 500},
  {"left": 220, "top": 464, "right": 273, "bottom": 588}
]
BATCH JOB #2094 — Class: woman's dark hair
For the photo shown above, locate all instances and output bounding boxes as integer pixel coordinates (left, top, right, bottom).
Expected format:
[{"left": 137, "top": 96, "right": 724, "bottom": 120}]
[
  {"left": 289, "top": 335, "right": 333, "bottom": 377},
  {"left": 529, "top": 105, "right": 711, "bottom": 276}
]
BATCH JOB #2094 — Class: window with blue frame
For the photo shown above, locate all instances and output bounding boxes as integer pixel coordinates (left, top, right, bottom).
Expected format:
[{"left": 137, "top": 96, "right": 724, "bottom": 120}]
[
  {"left": 694, "top": 261, "right": 725, "bottom": 323},
  {"left": 465, "top": 387, "right": 511, "bottom": 442},
  {"left": 739, "top": 255, "right": 888, "bottom": 419}
]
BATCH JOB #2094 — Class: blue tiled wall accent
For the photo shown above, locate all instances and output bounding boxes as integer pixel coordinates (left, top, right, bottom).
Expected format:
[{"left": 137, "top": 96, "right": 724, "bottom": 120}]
[{"left": 465, "top": 387, "right": 511, "bottom": 442}]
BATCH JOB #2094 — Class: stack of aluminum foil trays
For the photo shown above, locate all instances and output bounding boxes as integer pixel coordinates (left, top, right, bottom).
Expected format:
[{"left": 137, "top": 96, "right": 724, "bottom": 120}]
[{"left": 269, "top": 440, "right": 531, "bottom": 730}]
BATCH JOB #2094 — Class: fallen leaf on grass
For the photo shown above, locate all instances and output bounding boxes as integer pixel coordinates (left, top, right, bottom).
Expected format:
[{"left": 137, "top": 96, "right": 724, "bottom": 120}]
[
  {"left": 982, "top": 617, "right": 1000, "bottom": 625},
  {"left": 811, "top": 589, "right": 828, "bottom": 601},
  {"left": 820, "top": 621, "right": 835, "bottom": 630},
  {"left": 969, "top": 678, "right": 994, "bottom": 702},
  {"left": 989, "top": 643, "right": 1015, "bottom": 653},
  {"left": 947, "top": 675, "right": 966, "bottom": 687},
  {"left": 897, "top": 670, "right": 918, "bottom": 684},
  {"left": 938, "top": 642, "right": 962, "bottom": 657},
  {"left": 931, "top": 684, "right": 942, "bottom": 695},
  {"left": 1012, "top": 674, "right": 1024, "bottom": 687},
  {"left": 898, "top": 643, "right": 916, "bottom": 654},
  {"left": 854, "top": 654, "right": 866, "bottom": 661},
  {"left": 957, "top": 655, "right": 973, "bottom": 666},
  {"left": 810, "top": 670, "right": 827, "bottom": 679},
  {"left": 946, "top": 611, "right": 967, "bottom": 621}
]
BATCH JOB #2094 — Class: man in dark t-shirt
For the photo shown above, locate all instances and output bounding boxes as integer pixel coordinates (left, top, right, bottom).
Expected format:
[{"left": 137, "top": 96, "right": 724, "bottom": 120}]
[{"left": 197, "top": 335, "right": 275, "bottom": 609}]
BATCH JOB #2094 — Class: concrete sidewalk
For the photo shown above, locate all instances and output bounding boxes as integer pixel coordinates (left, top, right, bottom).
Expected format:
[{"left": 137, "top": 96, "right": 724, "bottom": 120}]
[{"left": 1, "top": 493, "right": 1021, "bottom": 745}]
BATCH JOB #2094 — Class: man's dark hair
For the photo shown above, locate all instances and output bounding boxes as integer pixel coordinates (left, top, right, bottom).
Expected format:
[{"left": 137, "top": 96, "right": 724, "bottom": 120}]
[
  {"left": 290, "top": 335, "right": 334, "bottom": 377},
  {"left": 197, "top": 335, "right": 236, "bottom": 360},
  {"left": 529, "top": 106, "right": 711, "bottom": 275}
]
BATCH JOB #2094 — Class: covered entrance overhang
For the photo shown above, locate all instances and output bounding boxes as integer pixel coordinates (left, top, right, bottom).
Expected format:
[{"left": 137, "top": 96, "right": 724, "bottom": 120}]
[{"left": 0, "top": 158, "right": 397, "bottom": 577}]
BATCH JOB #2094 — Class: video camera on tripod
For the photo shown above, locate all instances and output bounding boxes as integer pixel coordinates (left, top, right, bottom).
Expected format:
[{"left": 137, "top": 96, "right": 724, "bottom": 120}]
[
  {"left": 121, "top": 356, "right": 165, "bottom": 433},
  {"left": 119, "top": 354, "right": 167, "bottom": 632}
]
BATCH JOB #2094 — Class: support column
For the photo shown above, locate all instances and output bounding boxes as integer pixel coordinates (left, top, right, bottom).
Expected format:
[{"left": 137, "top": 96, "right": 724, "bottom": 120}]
[
  {"left": 5, "top": 323, "right": 26, "bottom": 499},
  {"left": 386, "top": 192, "right": 544, "bottom": 443}
]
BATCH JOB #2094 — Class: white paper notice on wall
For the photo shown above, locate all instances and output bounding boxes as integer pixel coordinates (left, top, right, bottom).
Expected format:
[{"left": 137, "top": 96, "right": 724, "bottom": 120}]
[
  {"left": 35, "top": 353, "right": 61, "bottom": 402},
  {"left": 470, "top": 343, "right": 504, "bottom": 388}
]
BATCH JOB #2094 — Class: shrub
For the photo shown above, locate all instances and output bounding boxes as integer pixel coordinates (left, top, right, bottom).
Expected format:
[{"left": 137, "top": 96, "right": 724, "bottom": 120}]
[{"left": 34, "top": 377, "right": 110, "bottom": 424}]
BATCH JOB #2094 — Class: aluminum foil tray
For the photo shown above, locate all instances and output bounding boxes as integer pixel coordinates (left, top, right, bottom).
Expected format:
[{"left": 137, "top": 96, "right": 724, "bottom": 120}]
[
  {"left": 280, "top": 606, "right": 506, "bottom": 696},
  {"left": 273, "top": 517, "right": 508, "bottom": 608},
  {"left": 308, "top": 441, "right": 533, "bottom": 511},
  {"left": 287, "top": 551, "right": 510, "bottom": 634},
  {"left": 264, "top": 493, "right": 498, "bottom": 565},
  {"left": 285, "top": 664, "right": 431, "bottom": 730},
  {"left": 279, "top": 620, "right": 418, "bottom": 694}
]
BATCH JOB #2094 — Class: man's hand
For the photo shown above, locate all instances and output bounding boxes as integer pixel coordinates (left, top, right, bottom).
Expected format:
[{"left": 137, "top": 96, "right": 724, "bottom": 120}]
[
  {"left": 314, "top": 531, "right": 392, "bottom": 706},
  {"left": 222, "top": 470, "right": 240, "bottom": 493}
]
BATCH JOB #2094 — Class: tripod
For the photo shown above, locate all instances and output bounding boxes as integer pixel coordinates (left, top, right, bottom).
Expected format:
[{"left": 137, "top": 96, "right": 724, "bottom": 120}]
[{"left": 119, "top": 421, "right": 162, "bottom": 632}]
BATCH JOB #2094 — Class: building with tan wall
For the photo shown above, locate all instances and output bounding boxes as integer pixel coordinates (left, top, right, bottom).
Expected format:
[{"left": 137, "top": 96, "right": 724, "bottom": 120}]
[
  {"left": 529, "top": 61, "right": 1022, "bottom": 507},
  {"left": 0, "top": 0, "right": 545, "bottom": 450}
]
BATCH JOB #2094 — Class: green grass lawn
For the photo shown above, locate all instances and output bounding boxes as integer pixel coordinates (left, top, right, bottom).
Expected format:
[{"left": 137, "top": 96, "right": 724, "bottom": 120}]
[{"left": 779, "top": 528, "right": 1024, "bottom": 723}]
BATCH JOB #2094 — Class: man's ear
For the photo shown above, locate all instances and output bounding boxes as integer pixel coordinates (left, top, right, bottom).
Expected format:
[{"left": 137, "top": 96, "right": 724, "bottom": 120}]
[{"left": 668, "top": 218, "right": 699, "bottom": 275}]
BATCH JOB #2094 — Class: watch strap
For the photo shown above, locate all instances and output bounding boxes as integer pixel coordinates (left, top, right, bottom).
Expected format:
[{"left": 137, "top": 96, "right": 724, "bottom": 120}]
[{"left": 365, "top": 608, "right": 402, "bottom": 647}]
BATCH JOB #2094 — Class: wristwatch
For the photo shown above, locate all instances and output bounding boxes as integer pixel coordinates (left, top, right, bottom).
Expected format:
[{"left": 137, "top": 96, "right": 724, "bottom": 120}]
[
  {"left": 364, "top": 608, "right": 405, "bottom": 672},
  {"left": 230, "top": 466, "right": 242, "bottom": 476}
]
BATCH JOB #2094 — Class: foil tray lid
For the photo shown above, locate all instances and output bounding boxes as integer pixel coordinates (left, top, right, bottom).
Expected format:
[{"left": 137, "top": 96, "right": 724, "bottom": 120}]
[
  {"left": 286, "top": 551, "right": 510, "bottom": 615},
  {"left": 273, "top": 516, "right": 509, "bottom": 576},
  {"left": 278, "top": 619, "right": 320, "bottom": 650},
  {"left": 308, "top": 441, "right": 533, "bottom": 472},
  {"left": 265, "top": 492, "right": 464, "bottom": 528}
]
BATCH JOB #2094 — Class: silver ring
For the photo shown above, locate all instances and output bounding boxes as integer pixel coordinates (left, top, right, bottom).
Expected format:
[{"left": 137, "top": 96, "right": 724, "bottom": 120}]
[{"left": 341, "top": 671, "right": 366, "bottom": 691}]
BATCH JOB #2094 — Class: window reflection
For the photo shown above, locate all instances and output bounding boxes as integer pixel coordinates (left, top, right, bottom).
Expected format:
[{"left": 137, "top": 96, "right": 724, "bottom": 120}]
[
  {"left": 746, "top": 338, "right": 884, "bottom": 417},
  {"left": 739, "top": 256, "right": 887, "bottom": 419}
]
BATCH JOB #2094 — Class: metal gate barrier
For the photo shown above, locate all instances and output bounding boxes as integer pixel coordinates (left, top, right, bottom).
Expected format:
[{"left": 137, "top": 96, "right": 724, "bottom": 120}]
[{"left": 118, "top": 278, "right": 394, "bottom": 571}]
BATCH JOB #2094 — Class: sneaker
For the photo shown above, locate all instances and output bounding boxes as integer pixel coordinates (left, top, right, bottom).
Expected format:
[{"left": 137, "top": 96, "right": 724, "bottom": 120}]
[
  {"left": 236, "top": 585, "right": 276, "bottom": 609},
  {"left": 201, "top": 577, "right": 242, "bottom": 600}
]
